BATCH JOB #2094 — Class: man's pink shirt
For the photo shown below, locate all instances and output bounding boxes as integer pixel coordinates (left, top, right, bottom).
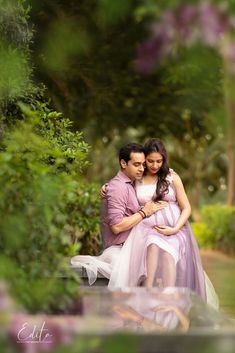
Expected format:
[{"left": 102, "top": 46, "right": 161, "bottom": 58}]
[{"left": 101, "top": 170, "right": 140, "bottom": 248}]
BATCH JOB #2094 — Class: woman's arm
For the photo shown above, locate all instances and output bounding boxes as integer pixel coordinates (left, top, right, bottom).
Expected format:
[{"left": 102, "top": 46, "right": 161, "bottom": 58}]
[
  {"left": 154, "top": 173, "right": 191, "bottom": 236},
  {"left": 171, "top": 172, "right": 191, "bottom": 231},
  {"left": 100, "top": 183, "right": 108, "bottom": 198}
]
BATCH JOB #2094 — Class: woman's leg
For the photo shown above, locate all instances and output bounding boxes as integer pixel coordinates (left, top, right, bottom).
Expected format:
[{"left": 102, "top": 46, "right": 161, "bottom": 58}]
[
  {"left": 143, "top": 244, "right": 159, "bottom": 288},
  {"left": 162, "top": 251, "right": 176, "bottom": 287}
]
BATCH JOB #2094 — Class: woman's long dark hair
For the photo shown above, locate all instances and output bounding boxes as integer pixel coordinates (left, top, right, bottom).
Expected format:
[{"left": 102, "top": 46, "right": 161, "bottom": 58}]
[{"left": 144, "top": 138, "right": 170, "bottom": 201}]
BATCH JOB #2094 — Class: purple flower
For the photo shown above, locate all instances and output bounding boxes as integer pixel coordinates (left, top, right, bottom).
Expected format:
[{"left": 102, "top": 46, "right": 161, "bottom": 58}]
[
  {"left": 174, "top": 4, "right": 198, "bottom": 41},
  {"left": 134, "top": 1, "right": 232, "bottom": 73},
  {"left": 134, "top": 37, "right": 166, "bottom": 74},
  {"left": 198, "top": 3, "right": 227, "bottom": 46}
]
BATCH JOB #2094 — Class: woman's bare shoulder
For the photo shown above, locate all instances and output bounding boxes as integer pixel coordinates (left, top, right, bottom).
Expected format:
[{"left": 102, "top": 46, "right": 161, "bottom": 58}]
[{"left": 169, "top": 169, "right": 182, "bottom": 185}]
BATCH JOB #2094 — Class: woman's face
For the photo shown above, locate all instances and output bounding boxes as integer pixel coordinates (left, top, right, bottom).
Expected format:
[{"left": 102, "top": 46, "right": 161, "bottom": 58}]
[{"left": 145, "top": 152, "right": 163, "bottom": 175}]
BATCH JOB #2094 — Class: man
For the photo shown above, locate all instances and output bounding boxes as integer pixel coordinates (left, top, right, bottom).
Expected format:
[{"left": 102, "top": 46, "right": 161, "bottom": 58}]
[{"left": 102, "top": 143, "right": 166, "bottom": 249}]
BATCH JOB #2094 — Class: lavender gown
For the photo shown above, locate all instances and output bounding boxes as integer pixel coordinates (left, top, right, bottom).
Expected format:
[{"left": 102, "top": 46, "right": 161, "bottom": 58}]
[{"left": 71, "top": 172, "right": 218, "bottom": 309}]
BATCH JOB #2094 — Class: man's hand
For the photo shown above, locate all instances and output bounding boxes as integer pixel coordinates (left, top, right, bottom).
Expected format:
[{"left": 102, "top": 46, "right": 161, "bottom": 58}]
[
  {"left": 153, "top": 225, "right": 178, "bottom": 236},
  {"left": 142, "top": 200, "right": 167, "bottom": 217}
]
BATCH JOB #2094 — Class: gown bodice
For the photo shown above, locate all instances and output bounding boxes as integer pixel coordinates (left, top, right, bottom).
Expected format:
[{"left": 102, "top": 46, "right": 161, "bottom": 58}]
[
  {"left": 135, "top": 174, "right": 177, "bottom": 206},
  {"left": 135, "top": 174, "right": 180, "bottom": 228}
]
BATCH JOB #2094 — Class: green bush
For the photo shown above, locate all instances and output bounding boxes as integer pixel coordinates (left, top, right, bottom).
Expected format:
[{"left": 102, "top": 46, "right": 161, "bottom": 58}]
[
  {"left": 0, "top": 103, "right": 101, "bottom": 312},
  {"left": 191, "top": 222, "right": 214, "bottom": 248},
  {"left": 29, "top": 101, "right": 102, "bottom": 255},
  {"left": 0, "top": 0, "right": 35, "bottom": 111},
  {"left": 193, "top": 205, "right": 235, "bottom": 253},
  {"left": 65, "top": 181, "right": 102, "bottom": 256},
  {"left": 202, "top": 204, "right": 235, "bottom": 253}
]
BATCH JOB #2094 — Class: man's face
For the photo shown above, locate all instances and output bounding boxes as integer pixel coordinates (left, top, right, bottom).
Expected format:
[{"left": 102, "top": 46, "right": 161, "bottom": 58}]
[{"left": 120, "top": 152, "right": 145, "bottom": 181}]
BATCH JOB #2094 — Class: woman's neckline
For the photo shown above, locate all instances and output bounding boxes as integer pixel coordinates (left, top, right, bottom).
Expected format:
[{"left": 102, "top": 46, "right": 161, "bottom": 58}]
[{"left": 139, "top": 175, "right": 158, "bottom": 185}]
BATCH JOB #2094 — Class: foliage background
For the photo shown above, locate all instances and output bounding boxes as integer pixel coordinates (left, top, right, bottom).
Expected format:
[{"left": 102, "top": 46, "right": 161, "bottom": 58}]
[
  {"left": 1, "top": 0, "right": 234, "bottom": 301},
  {"left": 27, "top": 0, "right": 228, "bottom": 209},
  {"left": 1, "top": 0, "right": 235, "bottom": 352},
  {"left": 0, "top": 0, "right": 101, "bottom": 315}
]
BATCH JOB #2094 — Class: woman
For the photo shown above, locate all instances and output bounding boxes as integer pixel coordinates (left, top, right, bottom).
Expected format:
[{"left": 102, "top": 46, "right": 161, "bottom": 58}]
[{"left": 71, "top": 139, "right": 218, "bottom": 308}]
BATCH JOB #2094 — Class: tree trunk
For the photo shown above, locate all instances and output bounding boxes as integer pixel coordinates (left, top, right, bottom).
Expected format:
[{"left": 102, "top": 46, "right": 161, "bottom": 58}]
[
  {"left": 188, "top": 179, "right": 202, "bottom": 221},
  {"left": 223, "top": 58, "right": 235, "bottom": 206}
]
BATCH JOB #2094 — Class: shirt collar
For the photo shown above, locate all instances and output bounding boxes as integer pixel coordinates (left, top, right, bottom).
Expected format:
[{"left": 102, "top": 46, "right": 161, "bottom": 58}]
[{"left": 117, "top": 170, "right": 135, "bottom": 185}]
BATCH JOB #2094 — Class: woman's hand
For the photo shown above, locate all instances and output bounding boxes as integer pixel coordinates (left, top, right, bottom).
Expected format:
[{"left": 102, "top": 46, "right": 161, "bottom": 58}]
[
  {"left": 100, "top": 183, "right": 108, "bottom": 198},
  {"left": 153, "top": 225, "right": 179, "bottom": 236}
]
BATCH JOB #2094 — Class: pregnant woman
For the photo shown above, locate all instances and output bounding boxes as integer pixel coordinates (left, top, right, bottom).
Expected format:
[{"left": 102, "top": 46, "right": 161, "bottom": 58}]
[{"left": 108, "top": 138, "right": 218, "bottom": 308}]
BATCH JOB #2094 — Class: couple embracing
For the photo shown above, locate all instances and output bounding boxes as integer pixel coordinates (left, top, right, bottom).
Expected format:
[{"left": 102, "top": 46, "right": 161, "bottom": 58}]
[{"left": 71, "top": 138, "right": 218, "bottom": 309}]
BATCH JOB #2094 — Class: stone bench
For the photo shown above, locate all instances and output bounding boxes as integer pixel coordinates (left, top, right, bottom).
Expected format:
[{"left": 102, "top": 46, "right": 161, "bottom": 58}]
[{"left": 71, "top": 266, "right": 109, "bottom": 286}]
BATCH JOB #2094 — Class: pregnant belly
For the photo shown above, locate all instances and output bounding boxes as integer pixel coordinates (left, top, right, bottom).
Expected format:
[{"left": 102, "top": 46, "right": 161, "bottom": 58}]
[
  {"left": 156, "top": 203, "right": 181, "bottom": 227},
  {"left": 142, "top": 204, "right": 181, "bottom": 228}
]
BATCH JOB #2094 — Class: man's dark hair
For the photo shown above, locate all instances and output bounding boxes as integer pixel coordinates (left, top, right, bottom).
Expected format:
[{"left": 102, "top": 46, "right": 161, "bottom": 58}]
[{"left": 119, "top": 143, "right": 144, "bottom": 163}]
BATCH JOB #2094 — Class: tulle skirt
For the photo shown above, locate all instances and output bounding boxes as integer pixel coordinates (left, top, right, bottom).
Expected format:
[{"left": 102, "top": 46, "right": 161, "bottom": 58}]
[{"left": 71, "top": 220, "right": 219, "bottom": 310}]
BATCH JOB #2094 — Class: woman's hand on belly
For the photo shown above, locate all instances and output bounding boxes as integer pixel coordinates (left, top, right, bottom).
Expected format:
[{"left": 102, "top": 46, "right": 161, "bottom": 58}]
[{"left": 152, "top": 225, "right": 179, "bottom": 236}]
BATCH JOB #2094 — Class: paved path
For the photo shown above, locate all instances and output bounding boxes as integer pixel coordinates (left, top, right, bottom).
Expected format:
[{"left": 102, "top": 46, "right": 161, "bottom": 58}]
[{"left": 200, "top": 249, "right": 235, "bottom": 318}]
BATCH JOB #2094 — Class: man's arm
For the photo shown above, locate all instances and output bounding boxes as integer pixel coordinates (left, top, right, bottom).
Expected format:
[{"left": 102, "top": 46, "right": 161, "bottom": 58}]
[
  {"left": 111, "top": 200, "right": 167, "bottom": 234},
  {"left": 111, "top": 212, "right": 143, "bottom": 235},
  {"left": 106, "top": 181, "right": 140, "bottom": 235},
  {"left": 106, "top": 180, "right": 167, "bottom": 235},
  {"left": 106, "top": 182, "right": 166, "bottom": 235}
]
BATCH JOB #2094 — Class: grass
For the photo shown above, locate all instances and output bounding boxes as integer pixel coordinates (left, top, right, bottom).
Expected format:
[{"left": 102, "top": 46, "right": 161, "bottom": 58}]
[{"left": 200, "top": 249, "right": 235, "bottom": 318}]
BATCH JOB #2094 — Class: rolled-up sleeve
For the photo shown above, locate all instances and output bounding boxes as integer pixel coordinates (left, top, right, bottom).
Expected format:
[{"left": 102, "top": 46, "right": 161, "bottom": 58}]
[{"left": 106, "top": 181, "right": 128, "bottom": 226}]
